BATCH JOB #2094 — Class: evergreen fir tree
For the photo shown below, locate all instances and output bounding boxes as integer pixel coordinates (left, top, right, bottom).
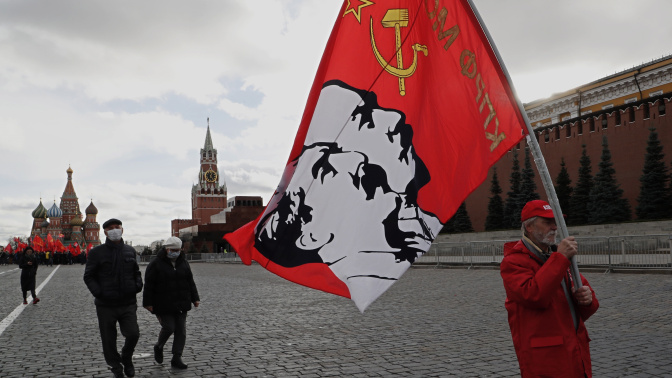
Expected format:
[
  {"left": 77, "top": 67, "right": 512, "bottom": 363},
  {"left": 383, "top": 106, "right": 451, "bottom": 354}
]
[
  {"left": 568, "top": 145, "right": 592, "bottom": 225},
  {"left": 588, "top": 136, "right": 631, "bottom": 224},
  {"left": 503, "top": 150, "right": 522, "bottom": 228},
  {"left": 555, "top": 158, "right": 573, "bottom": 214},
  {"left": 485, "top": 168, "right": 505, "bottom": 230},
  {"left": 519, "top": 148, "right": 541, "bottom": 204},
  {"left": 636, "top": 128, "right": 670, "bottom": 220},
  {"left": 441, "top": 202, "right": 474, "bottom": 233}
]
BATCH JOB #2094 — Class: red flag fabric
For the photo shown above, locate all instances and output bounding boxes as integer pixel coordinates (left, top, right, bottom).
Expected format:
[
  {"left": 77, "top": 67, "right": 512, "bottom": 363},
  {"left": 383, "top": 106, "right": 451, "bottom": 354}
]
[
  {"left": 47, "top": 234, "right": 55, "bottom": 251},
  {"left": 18, "top": 241, "right": 27, "bottom": 252},
  {"left": 225, "top": 0, "right": 526, "bottom": 311},
  {"left": 33, "top": 235, "right": 45, "bottom": 252},
  {"left": 3, "top": 243, "right": 11, "bottom": 253},
  {"left": 56, "top": 240, "right": 66, "bottom": 253},
  {"left": 86, "top": 243, "right": 93, "bottom": 253}
]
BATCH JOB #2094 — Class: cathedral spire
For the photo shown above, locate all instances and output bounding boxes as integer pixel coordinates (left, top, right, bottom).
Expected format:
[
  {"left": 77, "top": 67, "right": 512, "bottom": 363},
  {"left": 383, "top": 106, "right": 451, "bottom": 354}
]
[{"left": 204, "top": 118, "right": 214, "bottom": 151}]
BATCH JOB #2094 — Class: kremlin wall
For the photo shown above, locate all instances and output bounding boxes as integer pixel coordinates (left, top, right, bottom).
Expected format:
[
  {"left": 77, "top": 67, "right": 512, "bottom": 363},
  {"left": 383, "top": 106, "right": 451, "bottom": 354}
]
[{"left": 464, "top": 54, "right": 672, "bottom": 231}]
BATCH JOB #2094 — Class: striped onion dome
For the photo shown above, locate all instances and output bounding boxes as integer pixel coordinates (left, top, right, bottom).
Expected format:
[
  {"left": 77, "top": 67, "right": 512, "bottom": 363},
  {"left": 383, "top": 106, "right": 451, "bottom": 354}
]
[
  {"left": 32, "top": 201, "right": 47, "bottom": 219},
  {"left": 47, "top": 202, "right": 63, "bottom": 218},
  {"left": 70, "top": 216, "right": 83, "bottom": 227},
  {"left": 85, "top": 200, "right": 98, "bottom": 215}
]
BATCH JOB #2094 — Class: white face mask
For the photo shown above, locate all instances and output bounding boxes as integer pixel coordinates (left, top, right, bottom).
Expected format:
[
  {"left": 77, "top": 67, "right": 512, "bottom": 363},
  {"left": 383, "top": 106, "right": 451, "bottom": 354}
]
[
  {"left": 167, "top": 250, "right": 180, "bottom": 259},
  {"left": 107, "top": 228, "right": 123, "bottom": 241}
]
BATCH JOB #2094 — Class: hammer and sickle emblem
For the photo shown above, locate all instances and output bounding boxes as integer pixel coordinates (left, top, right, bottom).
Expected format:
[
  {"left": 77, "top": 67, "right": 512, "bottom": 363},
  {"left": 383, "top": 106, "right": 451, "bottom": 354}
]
[{"left": 370, "top": 9, "right": 428, "bottom": 96}]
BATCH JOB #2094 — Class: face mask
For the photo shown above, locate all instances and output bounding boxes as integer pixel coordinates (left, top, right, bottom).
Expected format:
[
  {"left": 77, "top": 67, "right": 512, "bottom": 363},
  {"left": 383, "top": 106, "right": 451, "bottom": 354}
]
[
  {"left": 167, "top": 250, "right": 180, "bottom": 259},
  {"left": 107, "top": 228, "right": 123, "bottom": 241}
]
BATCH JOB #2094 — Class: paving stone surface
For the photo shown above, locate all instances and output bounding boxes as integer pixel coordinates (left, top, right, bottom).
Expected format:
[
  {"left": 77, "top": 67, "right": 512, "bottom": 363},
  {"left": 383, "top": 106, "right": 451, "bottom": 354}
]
[{"left": 0, "top": 263, "right": 670, "bottom": 377}]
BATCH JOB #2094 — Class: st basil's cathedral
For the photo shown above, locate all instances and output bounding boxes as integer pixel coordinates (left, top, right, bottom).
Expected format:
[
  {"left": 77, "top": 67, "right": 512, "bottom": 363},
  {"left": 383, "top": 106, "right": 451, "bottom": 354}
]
[{"left": 29, "top": 166, "right": 101, "bottom": 247}]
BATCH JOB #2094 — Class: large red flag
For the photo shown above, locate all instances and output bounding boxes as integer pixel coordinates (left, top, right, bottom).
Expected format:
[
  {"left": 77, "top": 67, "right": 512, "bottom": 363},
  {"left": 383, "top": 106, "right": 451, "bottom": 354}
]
[
  {"left": 33, "top": 235, "right": 45, "bottom": 252},
  {"left": 56, "top": 240, "right": 66, "bottom": 253},
  {"left": 225, "top": 0, "right": 526, "bottom": 311},
  {"left": 3, "top": 243, "right": 11, "bottom": 253}
]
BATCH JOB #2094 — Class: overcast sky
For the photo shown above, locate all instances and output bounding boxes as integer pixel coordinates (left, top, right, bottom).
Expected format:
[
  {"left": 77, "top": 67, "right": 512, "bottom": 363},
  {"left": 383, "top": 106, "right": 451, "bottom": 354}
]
[{"left": 1, "top": 0, "right": 670, "bottom": 246}]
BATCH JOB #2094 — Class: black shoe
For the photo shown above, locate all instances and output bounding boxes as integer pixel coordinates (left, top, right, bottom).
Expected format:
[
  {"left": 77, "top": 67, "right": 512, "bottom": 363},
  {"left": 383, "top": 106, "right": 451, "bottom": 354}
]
[
  {"left": 121, "top": 356, "right": 135, "bottom": 377},
  {"left": 111, "top": 366, "right": 124, "bottom": 378},
  {"left": 171, "top": 356, "right": 188, "bottom": 369},
  {"left": 154, "top": 344, "right": 164, "bottom": 364}
]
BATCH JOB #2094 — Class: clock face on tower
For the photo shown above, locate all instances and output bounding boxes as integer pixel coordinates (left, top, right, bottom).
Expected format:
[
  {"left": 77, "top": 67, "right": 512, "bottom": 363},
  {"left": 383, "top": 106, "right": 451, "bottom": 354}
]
[{"left": 204, "top": 169, "right": 218, "bottom": 183}]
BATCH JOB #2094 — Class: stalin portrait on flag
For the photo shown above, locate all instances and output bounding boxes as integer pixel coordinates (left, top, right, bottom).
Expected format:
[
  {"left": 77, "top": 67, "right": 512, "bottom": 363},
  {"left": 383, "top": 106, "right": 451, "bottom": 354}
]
[{"left": 226, "top": 0, "right": 527, "bottom": 312}]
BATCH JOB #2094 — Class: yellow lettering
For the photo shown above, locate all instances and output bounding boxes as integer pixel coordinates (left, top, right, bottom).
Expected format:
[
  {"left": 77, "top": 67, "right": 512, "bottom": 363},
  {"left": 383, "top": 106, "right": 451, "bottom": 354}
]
[
  {"left": 433, "top": 8, "right": 460, "bottom": 50},
  {"left": 479, "top": 93, "right": 496, "bottom": 130},
  {"left": 424, "top": 0, "right": 439, "bottom": 19},
  {"left": 475, "top": 73, "right": 485, "bottom": 103},
  {"left": 460, "top": 49, "right": 477, "bottom": 79},
  {"left": 423, "top": 0, "right": 507, "bottom": 152},
  {"left": 485, "top": 119, "right": 506, "bottom": 151}
]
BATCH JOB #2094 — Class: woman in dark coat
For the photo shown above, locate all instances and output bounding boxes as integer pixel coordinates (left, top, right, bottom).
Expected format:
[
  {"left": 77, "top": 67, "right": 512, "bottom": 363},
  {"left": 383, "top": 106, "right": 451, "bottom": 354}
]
[
  {"left": 143, "top": 237, "right": 200, "bottom": 370},
  {"left": 20, "top": 247, "right": 39, "bottom": 304}
]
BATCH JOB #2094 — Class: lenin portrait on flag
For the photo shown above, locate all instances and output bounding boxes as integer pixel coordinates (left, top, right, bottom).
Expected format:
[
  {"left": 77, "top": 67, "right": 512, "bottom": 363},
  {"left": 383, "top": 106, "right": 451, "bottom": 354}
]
[{"left": 254, "top": 80, "right": 443, "bottom": 288}]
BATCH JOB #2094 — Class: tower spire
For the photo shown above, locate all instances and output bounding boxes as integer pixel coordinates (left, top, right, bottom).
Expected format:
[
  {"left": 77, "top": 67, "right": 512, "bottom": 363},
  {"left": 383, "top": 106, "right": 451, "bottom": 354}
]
[{"left": 204, "top": 118, "right": 214, "bottom": 150}]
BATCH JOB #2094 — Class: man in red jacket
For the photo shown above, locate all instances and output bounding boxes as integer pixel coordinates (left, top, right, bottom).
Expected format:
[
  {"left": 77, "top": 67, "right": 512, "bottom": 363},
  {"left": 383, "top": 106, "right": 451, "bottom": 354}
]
[{"left": 501, "top": 200, "right": 599, "bottom": 378}]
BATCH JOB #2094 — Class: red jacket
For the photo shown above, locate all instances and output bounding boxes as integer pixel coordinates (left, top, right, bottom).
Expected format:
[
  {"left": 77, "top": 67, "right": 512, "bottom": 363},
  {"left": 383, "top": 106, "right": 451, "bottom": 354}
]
[{"left": 500, "top": 240, "right": 599, "bottom": 378}]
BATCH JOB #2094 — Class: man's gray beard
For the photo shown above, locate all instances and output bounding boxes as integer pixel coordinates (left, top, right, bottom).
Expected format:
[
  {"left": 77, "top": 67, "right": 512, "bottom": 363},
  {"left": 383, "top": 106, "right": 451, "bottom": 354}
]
[{"left": 533, "top": 230, "right": 556, "bottom": 247}]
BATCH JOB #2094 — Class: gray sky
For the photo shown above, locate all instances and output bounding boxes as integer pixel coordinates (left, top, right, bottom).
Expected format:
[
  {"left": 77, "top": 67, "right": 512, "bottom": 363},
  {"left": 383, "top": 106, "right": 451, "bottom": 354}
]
[{"left": 1, "top": 0, "right": 670, "bottom": 245}]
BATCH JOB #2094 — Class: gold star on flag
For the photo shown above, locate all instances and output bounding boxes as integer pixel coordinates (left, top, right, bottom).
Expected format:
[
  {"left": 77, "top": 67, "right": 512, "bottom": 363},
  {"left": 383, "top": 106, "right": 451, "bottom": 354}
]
[{"left": 343, "top": 0, "right": 374, "bottom": 23}]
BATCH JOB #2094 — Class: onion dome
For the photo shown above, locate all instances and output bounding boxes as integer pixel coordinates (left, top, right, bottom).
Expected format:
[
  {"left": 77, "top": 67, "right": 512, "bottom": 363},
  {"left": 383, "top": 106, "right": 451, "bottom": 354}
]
[
  {"left": 70, "top": 215, "right": 83, "bottom": 227},
  {"left": 47, "top": 202, "right": 63, "bottom": 218},
  {"left": 85, "top": 200, "right": 98, "bottom": 215},
  {"left": 41, "top": 219, "right": 50, "bottom": 228},
  {"left": 32, "top": 201, "right": 47, "bottom": 219},
  {"left": 66, "top": 166, "right": 73, "bottom": 174}
]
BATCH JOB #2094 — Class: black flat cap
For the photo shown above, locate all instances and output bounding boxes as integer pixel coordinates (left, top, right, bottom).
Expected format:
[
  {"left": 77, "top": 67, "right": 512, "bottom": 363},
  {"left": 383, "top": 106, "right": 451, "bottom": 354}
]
[{"left": 102, "top": 218, "right": 122, "bottom": 229}]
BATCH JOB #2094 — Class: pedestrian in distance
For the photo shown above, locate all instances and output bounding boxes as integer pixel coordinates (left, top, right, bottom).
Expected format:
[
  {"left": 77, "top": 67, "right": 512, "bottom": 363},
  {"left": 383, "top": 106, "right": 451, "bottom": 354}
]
[
  {"left": 143, "top": 236, "right": 200, "bottom": 370},
  {"left": 83, "top": 218, "right": 143, "bottom": 378},
  {"left": 19, "top": 246, "right": 39, "bottom": 305},
  {"left": 500, "top": 200, "right": 599, "bottom": 378}
]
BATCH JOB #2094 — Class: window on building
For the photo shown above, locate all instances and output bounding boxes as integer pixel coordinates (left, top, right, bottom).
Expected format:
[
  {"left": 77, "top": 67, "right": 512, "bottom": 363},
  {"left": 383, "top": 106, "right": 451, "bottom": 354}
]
[
  {"left": 615, "top": 111, "right": 621, "bottom": 126},
  {"left": 629, "top": 107, "right": 635, "bottom": 122},
  {"left": 601, "top": 115, "right": 608, "bottom": 129},
  {"left": 643, "top": 104, "right": 650, "bottom": 119},
  {"left": 659, "top": 102, "right": 666, "bottom": 116},
  {"left": 589, "top": 118, "right": 595, "bottom": 132}
]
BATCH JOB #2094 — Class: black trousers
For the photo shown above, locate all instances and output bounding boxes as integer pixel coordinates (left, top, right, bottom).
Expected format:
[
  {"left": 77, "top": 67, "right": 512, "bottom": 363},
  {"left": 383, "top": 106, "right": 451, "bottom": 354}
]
[
  {"left": 95, "top": 304, "right": 139, "bottom": 370},
  {"left": 156, "top": 312, "right": 188, "bottom": 357}
]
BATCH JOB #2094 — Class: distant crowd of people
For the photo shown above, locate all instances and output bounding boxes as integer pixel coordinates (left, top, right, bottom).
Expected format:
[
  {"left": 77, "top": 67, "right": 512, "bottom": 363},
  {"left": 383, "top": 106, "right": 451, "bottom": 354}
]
[{"left": 0, "top": 249, "right": 86, "bottom": 266}]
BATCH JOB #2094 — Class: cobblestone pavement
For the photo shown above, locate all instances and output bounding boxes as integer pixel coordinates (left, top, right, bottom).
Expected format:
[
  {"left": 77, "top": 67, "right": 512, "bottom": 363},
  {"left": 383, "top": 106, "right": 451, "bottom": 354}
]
[{"left": 0, "top": 263, "right": 670, "bottom": 377}]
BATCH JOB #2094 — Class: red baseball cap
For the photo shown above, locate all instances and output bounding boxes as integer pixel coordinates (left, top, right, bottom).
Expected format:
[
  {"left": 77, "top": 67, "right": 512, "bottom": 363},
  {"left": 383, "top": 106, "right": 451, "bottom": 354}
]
[{"left": 521, "top": 200, "right": 558, "bottom": 222}]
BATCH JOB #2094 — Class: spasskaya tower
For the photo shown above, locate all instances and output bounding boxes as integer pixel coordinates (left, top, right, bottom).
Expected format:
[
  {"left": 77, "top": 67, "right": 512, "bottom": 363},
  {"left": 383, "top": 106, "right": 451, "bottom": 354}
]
[{"left": 191, "top": 118, "right": 227, "bottom": 223}]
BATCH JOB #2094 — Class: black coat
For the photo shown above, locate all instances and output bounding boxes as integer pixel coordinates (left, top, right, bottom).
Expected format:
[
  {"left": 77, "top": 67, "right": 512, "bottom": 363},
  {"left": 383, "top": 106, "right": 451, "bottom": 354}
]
[
  {"left": 19, "top": 253, "right": 38, "bottom": 291},
  {"left": 143, "top": 249, "right": 200, "bottom": 315},
  {"left": 83, "top": 238, "right": 143, "bottom": 307}
]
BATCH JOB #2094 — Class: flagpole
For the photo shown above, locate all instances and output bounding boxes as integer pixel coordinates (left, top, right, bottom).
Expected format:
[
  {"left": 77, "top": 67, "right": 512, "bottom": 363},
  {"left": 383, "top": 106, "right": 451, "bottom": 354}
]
[{"left": 465, "top": 0, "right": 582, "bottom": 290}]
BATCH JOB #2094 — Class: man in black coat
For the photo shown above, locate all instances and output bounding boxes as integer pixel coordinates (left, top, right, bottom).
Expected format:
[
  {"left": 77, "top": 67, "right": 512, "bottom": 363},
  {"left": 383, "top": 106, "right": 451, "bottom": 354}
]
[
  {"left": 143, "top": 236, "right": 200, "bottom": 370},
  {"left": 84, "top": 218, "right": 143, "bottom": 378}
]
